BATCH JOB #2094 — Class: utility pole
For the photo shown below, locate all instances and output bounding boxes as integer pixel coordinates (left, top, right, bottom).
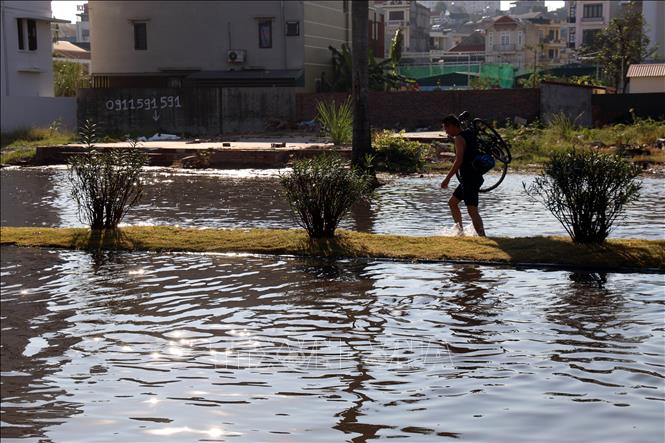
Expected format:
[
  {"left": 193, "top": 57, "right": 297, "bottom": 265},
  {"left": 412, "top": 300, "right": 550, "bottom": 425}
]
[{"left": 352, "top": 1, "right": 371, "bottom": 169}]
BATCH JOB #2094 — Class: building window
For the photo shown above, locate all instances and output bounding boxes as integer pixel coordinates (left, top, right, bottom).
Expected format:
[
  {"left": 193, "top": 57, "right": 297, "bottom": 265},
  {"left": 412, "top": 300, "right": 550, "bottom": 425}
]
[
  {"left": 549, "top": 49, "right": 555, "bottom": 59},
  {"left": 517, "top": 31, "right": 523, "bottom": 46},
  {"left": 388, "top": 11, "right": 404, "bottom": 21},
  {"left": 17, "top": 18, "right": 25, "bottom": 50},
  {"left": 500, "top": 31, "right": 509, "bottom": 46},
  {"left": 583, "top": 3, "right": 602, "bottom": 18},
  {"left": 134, "top": 22, "right": 147, "bottom": 50},
  {"left": 488, "top": 31, "right": 494, "bottom": 47},
  {"left": 27, "top": 19, "right": 37, "bottom": 50},
  {"left": 258, "top": 20, "right": 272, "bottom": 48},
  {"left": 286, "top": 21, "right": 299, "bottom": 36},
  {"left": 582, "top": 29, "right": 599, "bottom": 45}
]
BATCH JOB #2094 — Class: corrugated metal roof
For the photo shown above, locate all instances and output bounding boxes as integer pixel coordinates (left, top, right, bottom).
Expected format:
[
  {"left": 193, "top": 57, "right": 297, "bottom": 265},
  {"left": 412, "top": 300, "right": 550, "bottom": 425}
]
[{"left": 626, "top": 63, "right": 665, "bottom": 78}]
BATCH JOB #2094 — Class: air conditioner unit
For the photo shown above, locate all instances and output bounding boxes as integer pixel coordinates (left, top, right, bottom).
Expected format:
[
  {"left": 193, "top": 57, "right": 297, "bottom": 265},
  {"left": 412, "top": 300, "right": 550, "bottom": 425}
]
[{"left": 227, "top": 49, "right": 246, "bottom": 64}]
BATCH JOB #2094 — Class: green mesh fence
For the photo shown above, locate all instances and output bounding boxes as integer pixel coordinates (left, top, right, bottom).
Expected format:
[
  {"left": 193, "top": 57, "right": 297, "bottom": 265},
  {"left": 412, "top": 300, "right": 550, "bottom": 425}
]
[{"left": 399, "top": 63, "right": 515, "bottom": 88}]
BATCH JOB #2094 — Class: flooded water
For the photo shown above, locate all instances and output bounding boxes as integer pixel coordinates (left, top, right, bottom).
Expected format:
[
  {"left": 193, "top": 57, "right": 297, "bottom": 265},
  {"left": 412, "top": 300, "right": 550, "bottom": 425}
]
[
  {"left": 1, "top": 247, "right": 663, "bottom": 442},
  {"left": 1, "top": 167, "right": 664, "bottom": 239}
]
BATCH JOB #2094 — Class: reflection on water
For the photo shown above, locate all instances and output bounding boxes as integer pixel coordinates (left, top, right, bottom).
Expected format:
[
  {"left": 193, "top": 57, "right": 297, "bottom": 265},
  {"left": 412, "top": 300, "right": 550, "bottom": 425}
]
[
  {"left": 1, "top": 247, "right": 663, "bottom": 442},
  {"left": 2, "top": 167, "right": 664, "bottom": 239}
]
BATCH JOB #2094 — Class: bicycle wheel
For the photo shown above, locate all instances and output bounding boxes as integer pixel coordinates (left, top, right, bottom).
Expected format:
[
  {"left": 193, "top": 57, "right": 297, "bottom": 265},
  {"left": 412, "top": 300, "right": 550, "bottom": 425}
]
[{"left": 473, "top": 119, "right": 512, "bottom": 164}]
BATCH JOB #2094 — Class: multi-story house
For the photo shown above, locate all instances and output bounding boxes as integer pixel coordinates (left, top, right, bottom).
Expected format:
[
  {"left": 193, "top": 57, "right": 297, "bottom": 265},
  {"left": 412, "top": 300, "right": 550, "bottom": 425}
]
[
  {"left": 484, "top": 16, "right": 535, "bottom": 69},
  {"left": 1, "top": 1, "right": 67, "bottom": 97},
  {"left": 529, "top": 15, "right": 571, "bottom": 66},
  {"left": 566, "top": 0, "right": 622, "bottom": 49},
  {"left": 485, "top": 13, "right": 572, "bottom": 70},
  {"left": 89, "top": 1, "right": 383, "bottom": 92},
  {"left": 379, "top": 0, "right": 430, "bottom": 53},
  {"left": 1, "top": 1, "right": 74, "bottom": 131}
]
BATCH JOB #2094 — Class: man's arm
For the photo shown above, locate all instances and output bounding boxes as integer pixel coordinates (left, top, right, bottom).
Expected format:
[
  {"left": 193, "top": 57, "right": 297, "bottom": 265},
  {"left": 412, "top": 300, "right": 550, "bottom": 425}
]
[{"left": 441, "top": 135, "right": 466, "bottom": 189}]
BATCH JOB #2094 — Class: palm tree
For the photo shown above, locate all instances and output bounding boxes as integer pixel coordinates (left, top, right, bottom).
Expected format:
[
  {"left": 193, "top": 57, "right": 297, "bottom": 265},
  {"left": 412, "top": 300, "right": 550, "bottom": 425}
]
[{"left": 351, "top": 0, "right": 371, "bottom": 169}]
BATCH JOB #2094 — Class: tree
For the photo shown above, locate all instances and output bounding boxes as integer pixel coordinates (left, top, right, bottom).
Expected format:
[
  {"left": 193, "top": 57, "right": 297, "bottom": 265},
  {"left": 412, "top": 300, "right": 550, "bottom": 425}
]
[
  {"left": 352, "top": 0, "right": 371, "bottom": 169},
  {"left": 327, "top": 29, "right": 414, "bottom": 92},
  {"left": 53, "top": 60, "right": 89, "bottom": 96},
  {"left": 578, "top": 1, "right": 656, "bottom": 93}
]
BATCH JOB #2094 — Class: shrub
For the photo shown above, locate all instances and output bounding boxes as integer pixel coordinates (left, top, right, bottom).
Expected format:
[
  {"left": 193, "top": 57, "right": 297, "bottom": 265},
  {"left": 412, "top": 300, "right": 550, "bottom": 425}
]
[
  {"left": 524, "top": 150, "right": 641, "bottom": 243},
  {"left": 68, "top": 149, "right": 148, "bottom": 229},
  {"left": 372, "top": 130, "right": 431, "bottom": 173},
  {"left": 316, "top": 98, "right": 352, "bottom": 145},
  {"left": 281, "top": 153, "right": 372, "bottom": 238}
]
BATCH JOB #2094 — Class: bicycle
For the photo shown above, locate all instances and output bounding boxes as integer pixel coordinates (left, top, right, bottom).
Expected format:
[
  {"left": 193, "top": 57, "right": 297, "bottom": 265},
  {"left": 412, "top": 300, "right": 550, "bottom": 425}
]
[{"left": 455, "top": 111, "right": 512, "bottom": 193}]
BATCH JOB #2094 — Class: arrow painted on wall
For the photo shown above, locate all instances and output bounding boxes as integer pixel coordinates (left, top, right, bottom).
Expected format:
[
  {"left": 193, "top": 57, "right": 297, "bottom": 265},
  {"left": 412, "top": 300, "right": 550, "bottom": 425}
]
[{"left": 153, "top": 110, "right": 160, "bottom": 122}]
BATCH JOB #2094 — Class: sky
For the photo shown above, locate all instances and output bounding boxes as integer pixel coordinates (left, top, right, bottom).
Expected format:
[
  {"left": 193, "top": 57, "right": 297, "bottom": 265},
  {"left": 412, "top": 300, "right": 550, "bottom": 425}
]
[
  {"left": 51, "top": 1, "right": 86, "bottom": 23},
  {"left": 51, "top": 0, "right": 567, "bottom": 23}
]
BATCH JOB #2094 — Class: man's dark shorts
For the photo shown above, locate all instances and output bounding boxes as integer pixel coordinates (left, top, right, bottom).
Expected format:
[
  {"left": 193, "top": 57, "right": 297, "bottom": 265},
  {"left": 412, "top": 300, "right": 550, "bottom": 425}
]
[{"left": 453, "top": 174, "right": 484, "bottom": 207}]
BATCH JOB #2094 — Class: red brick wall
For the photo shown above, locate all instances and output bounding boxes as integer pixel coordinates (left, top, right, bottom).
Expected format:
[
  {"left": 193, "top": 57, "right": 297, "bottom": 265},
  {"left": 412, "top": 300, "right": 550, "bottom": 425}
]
[{"left": 296, "top": 89, "right": 540, "bottom": 129}]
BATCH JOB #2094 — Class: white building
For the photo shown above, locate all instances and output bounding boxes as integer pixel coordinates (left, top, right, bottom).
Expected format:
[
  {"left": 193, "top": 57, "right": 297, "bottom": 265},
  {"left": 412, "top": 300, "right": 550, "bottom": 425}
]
[
  {"left": 627, "top": 63, "right": 665, "bottom": 93},
  {"left": 1, "top": 1, "right": 75, "bottom": 131}
]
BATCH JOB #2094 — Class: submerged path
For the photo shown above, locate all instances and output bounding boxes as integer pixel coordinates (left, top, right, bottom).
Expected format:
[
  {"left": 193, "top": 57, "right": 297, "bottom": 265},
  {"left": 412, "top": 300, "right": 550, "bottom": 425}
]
[{"left": 2, "top": 227, "right": 663, "bottom": 273}]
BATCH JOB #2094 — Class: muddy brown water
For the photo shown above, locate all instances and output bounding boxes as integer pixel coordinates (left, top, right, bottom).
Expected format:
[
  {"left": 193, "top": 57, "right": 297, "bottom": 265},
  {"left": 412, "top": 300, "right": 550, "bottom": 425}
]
[
  {"left": 1, "top": 247, "right": 663, "bottom": 442},
  {"left": 1, "top": 167, "right": 663, "bottom": 442},
  {"left": 1, "top": 167, "right": 664, "bottom": 239}
]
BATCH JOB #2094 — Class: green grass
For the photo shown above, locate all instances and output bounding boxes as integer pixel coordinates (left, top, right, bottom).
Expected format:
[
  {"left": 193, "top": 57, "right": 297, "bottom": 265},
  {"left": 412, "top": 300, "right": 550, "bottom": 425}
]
[
  {"left": 497, "top": 118, "right": 665, "bottom": 169},
  {"left": 1, "top": 127, "right": 77, "bottom": 164},
  {"left": 2, "top": 226, "right": 663, "bottom": 272}
]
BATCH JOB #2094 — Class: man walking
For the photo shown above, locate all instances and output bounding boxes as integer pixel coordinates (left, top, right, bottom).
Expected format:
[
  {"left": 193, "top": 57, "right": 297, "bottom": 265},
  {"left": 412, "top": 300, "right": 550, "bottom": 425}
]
[{"left": 440, "top": 114, "right": 486, "bottom": 236}]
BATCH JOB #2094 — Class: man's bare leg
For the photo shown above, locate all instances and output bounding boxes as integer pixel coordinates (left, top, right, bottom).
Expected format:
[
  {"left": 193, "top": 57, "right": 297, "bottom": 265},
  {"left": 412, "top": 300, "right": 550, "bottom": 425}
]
[
  {"left": 467, "top": 205, "right": 485, "bottom": 236},
  {"left": 448, "top": 196, "right": 463, "bottom": 231}
]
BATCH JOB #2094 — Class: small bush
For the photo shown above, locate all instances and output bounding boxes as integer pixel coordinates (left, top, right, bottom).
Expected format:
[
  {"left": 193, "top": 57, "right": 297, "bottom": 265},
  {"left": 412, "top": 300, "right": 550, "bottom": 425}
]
[
  {"left": 281, "top": 153, "right": 372, "bottom": 238},
  {"left": 68, "top": 149, "right": 148, "bottom": 229},
  {"left": 372, "top": 130, "right": 431, "bottom": 173},
  {"left": 525, "top": 150, "right": 641, "bottom": 243},
  {"left": 316, "top": 98, "right": 352, "bottom": 145}
]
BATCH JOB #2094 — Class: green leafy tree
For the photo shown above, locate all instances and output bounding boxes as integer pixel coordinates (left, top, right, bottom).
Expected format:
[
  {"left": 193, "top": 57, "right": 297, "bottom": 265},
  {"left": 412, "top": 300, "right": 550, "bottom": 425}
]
[
  {"left": 53, "top": 60, "right": 90, "bottom": 96},
  {"left": 578, "top": 1, "right": 656, "bottom": 93},
  {"left": 327, "top": 29, "right": 415, "bottom": 92}
]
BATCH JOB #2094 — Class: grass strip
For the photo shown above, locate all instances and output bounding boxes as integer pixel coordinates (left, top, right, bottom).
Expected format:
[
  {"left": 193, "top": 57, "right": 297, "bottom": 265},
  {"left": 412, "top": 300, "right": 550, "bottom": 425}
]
[{"left": 2, "top": 226, "right": 663, "bottom": 272}]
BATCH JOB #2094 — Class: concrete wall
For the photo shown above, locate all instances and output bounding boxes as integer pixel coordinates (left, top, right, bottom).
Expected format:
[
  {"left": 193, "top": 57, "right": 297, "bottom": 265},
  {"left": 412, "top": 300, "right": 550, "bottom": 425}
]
[
  {"left": 303, "top": 1, "right": 348, "bottom": 93},
  {"left": 592, "top": 93, "right": 665, "bottom": 126},
  {"left": 1, "top": 1, "right": 55, "bottom": 97},
  {"left": 540, "top": 82, "right": 593, "bottom": 127},
  {"left": 222, "top": 87, "right": 296, "bottom": 132},
  {"left": 89, "top": 1, "right": 305, "bottom": 74},
  {"left": 628, "top": 77, "right": 665, "bottom": 94},
  {"left": 1, "top": 96, "right": 76, "bottom": 132},
  {"left": 297, "top": 89, "right": 540, "bottom": 129},
  {"left": 77, "top": 87, "right": 296, "bottom": 135}
]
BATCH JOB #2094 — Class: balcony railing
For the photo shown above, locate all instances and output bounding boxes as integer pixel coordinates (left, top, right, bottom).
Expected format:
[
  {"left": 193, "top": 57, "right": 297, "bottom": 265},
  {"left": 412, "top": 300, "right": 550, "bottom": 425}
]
[
  {"left": 493, "top": 44, "right": 516, "bottom": 51},
  {"left": 581, "top": 16, "right": 603, "bottom": 22},
  {"left": 542, "top": 37, "right": 563, "bottom": 44}
]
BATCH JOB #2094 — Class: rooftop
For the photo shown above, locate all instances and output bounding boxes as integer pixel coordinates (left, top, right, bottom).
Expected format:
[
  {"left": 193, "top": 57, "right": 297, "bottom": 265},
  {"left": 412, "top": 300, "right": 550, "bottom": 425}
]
[{"left": 626, "top": 63, "right": 665, "bottom": 78}]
